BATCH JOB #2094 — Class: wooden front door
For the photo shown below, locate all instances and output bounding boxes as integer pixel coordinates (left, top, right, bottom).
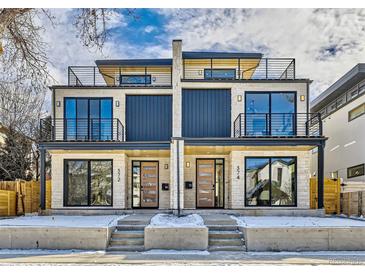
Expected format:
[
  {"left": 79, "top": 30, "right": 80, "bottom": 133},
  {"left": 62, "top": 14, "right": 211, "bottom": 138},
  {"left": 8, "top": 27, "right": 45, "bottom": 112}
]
[
  {"left": 197, "top": 159, "right": 215, "bottom": 208},
  {"left": 140, "top": 161, "right": 159, "bottom": 208}
]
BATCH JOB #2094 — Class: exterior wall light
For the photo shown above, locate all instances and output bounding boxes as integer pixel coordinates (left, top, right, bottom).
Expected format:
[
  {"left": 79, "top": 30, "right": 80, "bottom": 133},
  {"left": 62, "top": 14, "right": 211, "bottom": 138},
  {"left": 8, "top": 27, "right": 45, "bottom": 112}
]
[
  {"left": 186, "top": 161, "right": 191, "bottom": 168},
  {"left": 56, "top": 101, "right": 61, "bottom": 107},
  {"left": 237, "top": 95, "right": 242, "bottom": 102},
  {"left": 115, "top": 100, "right": 120, "bottom": 107},
  {"left": 164, "top": 164, "right": 169, "bottom": 169},
  {"left": 300, "top": 95, "right": 305, "bottom": 101},
  {"left": 198, "top": 70, "right": 202, "bottom": 76}
]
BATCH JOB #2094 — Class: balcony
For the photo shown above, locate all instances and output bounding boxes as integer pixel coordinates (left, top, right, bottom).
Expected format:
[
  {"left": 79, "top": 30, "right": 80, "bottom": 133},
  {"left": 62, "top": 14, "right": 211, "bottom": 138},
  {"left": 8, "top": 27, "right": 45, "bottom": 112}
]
[
  {"left": 182, "top": 58, "right": 295, "bottom": 81},
  {"left": 233, "top": 113, "right": 322, "bottom": 138},
  {"left": 40, "top": 118, "right": 125, "bottom": 142},
  {"left": 68, "top": 65, "right": 172, "bottom": 87}
]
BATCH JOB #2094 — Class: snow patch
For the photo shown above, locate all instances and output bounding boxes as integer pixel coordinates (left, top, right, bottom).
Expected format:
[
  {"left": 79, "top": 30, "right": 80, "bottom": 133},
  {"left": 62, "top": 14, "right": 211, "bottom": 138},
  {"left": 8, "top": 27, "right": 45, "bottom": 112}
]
[
  {"left": 143, "top": 249, "right": 209, "bottom": 255},
  {"left": 231, "top": 216, "right": 365, "bottom": 228},
  {"left": 148, "top": 214, "right": 205, "bottom": 228},
  {"left": 0, "top": 249, "right": 105, "bottom": 255},
  {"left": 0, "top": 215, "right": 128, "bottom": 228}
]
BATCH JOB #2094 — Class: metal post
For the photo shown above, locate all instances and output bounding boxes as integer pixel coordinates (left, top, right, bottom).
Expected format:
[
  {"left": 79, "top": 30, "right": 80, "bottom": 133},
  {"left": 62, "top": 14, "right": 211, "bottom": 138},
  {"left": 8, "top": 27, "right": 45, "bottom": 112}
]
[
  {"left": 210, "top": 58, "right": 213, "bottom": 78},
  {"left": 145, "top": 67, "right": 147, "bottom": 86},
  {"left": 317, "top": 143, "right": 324, "bottom": 209},
  {"left": 238, "top": 59, "right": 240, "bottom": 80},
  {"left": 93, "top": 67, "right": 96, "bottom": 86},
  {"left": 265, "top": 59, "right": 268, "bottom": 79},
  {"left": 40, "top": 148, "right": 46, "bottom": 210}
]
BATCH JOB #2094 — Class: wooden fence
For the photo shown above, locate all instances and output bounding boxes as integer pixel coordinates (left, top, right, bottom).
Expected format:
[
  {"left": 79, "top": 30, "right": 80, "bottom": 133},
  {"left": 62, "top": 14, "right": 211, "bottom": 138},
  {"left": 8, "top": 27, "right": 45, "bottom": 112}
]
[
  {"left": 341, "top": 191, "right": 365, "bottom": 217},
  {"left": 0, "top": 180, "right": 51, "bottom": 216},
  {"left": 310, "top": 177, "right": 341, "bottom": 214}
]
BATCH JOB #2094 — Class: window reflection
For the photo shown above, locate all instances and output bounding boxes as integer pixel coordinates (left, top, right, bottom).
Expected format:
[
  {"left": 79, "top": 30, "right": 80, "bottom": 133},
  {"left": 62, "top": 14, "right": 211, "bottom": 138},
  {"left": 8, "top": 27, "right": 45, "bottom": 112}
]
[{"left": 245, "top": 157, "right": 296, "bottom": 206}]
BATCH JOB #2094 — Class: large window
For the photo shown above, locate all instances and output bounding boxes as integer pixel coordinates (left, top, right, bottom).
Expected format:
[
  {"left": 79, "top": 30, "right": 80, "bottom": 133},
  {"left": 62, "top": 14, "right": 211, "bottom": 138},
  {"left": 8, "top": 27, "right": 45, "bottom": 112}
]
[
  {"left": 120, "top": 75, "right": 151, "bottom": 85},
  {"left": 204, "top": 69, "right": 236, "bottom": 80},
  {"left": 65, "top": 160, "right": 112, "bottom": 207},
  {"left": 348, "top": 103, "right": 365, "bottom": 121},
  {"left": 245, "top": 157, "right": 297, "bottom": 207},
  {"left": 64, "top": 98, "right": 112, "bottom": 141},
  {"left": 245, "top": 92, "right": 296, "bottom": 136}
]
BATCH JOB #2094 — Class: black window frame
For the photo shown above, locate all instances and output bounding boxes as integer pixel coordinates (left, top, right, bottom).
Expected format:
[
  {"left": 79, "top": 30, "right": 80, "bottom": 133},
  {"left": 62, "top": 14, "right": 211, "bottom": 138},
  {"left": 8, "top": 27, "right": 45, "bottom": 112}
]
[
  {"left": 244, "top": 156, "right": 297, "bottom": 207},
  {"left": 63, "top": 97, "right": 113, "bottom": 141},
  {"left": 244, "top": 91, "right": 297, "bottom": 136},
  {"left": 120, "top": 74, "right": 152, "bottom": 85},
  {"left": 64, "top": 159, "right": 113, "bottom": 207},
  {"left": 204, "top": 68, "right": 236, "bottom": 80},
  {"left": 347, "top": 163, "right": 365, "bottom": 179}
]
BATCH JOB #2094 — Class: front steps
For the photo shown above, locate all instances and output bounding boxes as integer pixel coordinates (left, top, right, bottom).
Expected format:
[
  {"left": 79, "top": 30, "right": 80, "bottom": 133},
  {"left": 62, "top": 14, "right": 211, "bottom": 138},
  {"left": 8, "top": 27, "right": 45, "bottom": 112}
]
[
  {"left": 202, "top": 214, "right": 246, "bottom": 252},
  {"left": 107, "top": 214, "right": 153, "bottom": 252}
]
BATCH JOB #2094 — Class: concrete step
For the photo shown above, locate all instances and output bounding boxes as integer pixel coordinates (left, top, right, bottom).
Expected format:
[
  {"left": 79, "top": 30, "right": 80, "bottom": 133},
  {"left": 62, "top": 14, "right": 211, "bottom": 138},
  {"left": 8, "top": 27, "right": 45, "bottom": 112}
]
[
  {"left": 116, "top": 225, "right": 146, "bottom": 231},
  {"left": 207, "top": 225, "right": 238, "bottom": 231},
  {"left": 209, "top": 238, "right": 244, "bottom": 246},
  {"left": 107, "top": 245, "right": 145, "bottom": 252},
  {"left": 209, "top": 231, "right": 242, "bottom": 239},
  {"left": 117, "top": 220, "right": 150, "bottom": 226},
  {"left": 110, "top": 237, "right": 144, "bottom": 246},
  {"left": 208, "top": 245, "right": 246, "bottom": 252},
  {"left": 112, "top": 230, "right": 144, "bottom": 238}
]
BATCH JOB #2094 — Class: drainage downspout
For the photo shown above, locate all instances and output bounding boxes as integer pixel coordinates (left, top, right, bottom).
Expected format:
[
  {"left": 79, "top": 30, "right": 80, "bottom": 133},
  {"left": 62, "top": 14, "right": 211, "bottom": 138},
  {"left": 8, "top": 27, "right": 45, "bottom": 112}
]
[{"left": 176, "top": 140, "right": 180, "bottom": 217}]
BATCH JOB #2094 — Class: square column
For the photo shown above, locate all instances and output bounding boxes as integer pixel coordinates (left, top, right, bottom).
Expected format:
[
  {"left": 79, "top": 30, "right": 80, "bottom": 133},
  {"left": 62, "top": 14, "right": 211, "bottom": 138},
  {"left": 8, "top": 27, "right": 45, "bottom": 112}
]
[
  {"left": 170, "top": 139, "right": 184, "bottom": 214},
  {"left": 172, "top": 39, "right": 183, "bottom": 137}
]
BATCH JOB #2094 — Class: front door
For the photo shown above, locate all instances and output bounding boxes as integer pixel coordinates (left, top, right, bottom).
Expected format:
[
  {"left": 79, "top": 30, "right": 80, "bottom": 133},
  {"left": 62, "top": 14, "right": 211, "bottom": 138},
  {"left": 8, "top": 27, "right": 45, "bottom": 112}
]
[
  {"left": 196, "top": 159, "right": 225, "bottom": 208},
  {"left": 140, "top": 161, "right": 159, "bottom": 208},
  {"left": 197, "top": 159, "right": 216, "bottom": 208},
  {"left": 132, "top": 161, "right": 159, "bottom": 208}
]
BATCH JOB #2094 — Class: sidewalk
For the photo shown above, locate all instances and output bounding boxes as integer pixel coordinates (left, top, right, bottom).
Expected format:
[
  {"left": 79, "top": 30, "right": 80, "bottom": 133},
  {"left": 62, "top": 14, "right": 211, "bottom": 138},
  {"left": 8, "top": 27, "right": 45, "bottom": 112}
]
[{"left": 0, "top": 249, "right": 365, "bottom": 265}]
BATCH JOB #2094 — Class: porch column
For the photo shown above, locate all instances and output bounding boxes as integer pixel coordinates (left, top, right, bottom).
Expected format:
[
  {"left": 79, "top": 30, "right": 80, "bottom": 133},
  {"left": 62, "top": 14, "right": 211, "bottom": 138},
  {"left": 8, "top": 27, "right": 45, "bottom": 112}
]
[
  {"left": 40, "top": 147, "right": 46, "bottom": 210},
  {"left": 317, "top": 142, "right": 324, "bottom": 209},
  {"left": 172, "top": 39, "right": 183, "bottom": 137},
  {"left": 170, "top": 139, "right": 184, "bottom": 215}
]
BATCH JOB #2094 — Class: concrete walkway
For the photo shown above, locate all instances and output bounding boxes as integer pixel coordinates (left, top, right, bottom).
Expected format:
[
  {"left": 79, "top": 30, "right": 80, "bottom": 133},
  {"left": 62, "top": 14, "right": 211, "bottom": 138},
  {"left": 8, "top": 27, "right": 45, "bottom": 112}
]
[
  {"left": 0, "top": 250, "right": 365, "bottom": 265},
  {"left": 201, "top": 214, "right": 237, "bottom": 226}
]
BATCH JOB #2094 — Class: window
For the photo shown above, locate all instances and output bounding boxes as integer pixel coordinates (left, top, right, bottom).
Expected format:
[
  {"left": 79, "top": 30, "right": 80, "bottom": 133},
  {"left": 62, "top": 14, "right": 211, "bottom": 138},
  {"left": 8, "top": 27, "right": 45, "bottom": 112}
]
[
  {"left": 347, "top": 87, "right": 358, "bottom": 101},
  {"left": 64, "top": 98, "right": 112, "bottom": 141},
  {"left": 349, "top": 103, "right": 365, "bottom": 121},
  {"left": 65, "top": 160, "right": 112, "bottom": 206},
  {"left": 347, "top": 164, "right": 365, "bottom": 179},
  {"left": 245, "top": 157, "right": 297, "bottom": 207},
  {"left": 120, "top": 75, "right": 151, "bottom": 85},
  {"left": 204, "top": 69, "right": 236, "bottom": 80},
  {"left": 245, "top": 92, "right": 296, "bottom": 136}
]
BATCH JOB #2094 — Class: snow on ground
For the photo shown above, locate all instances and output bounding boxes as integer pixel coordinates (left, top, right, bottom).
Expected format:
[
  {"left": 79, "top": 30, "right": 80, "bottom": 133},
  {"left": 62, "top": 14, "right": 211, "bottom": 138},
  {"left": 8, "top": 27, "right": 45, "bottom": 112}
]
[
  {"left": 142, "top": 249, "right": 210, "bottom": 255},
  {"left": 148, "top": 214, "right": 205, "bottom": 228},
  {"left": 0, "top": 249, "right": 106, "bottom": 255},
  {"left": 0, "top": 215, "right": 128, "bottom": 228},
  {"left": 231, "top": 216, "right": 365, "bottom": 228}
]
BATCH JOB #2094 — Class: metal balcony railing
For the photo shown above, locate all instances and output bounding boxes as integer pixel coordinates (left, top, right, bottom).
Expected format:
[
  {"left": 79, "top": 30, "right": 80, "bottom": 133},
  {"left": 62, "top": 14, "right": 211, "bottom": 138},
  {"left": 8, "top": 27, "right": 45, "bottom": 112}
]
[
  {"left": 68, "top": 66, "right": 172, "bottom": 87},
  {"left": 182, "top": 58, "right": 295, "bottom": 80},
  {"left": 40, "top": 118, "right": 125, "bottom": 142},
  {"left": 233, "top": 113, "right": 322, "bottom": 137}
]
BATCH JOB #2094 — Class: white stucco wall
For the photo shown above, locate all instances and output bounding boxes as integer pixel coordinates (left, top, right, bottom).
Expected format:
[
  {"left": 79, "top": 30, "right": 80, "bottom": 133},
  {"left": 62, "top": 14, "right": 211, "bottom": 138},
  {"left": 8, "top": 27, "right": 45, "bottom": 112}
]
[{"left": 311, "top": 94, "right": 365, "bottom": 182}]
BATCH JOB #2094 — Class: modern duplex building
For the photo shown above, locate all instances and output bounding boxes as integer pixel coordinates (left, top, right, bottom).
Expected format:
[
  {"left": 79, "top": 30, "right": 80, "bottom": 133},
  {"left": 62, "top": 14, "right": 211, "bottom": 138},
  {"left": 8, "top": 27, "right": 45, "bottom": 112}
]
[
  {"left": 311, "top": 64, "right": 365, "bottom": 185},
  {"left": 38, "top": 40, "right": 326, "bottom": 213}
]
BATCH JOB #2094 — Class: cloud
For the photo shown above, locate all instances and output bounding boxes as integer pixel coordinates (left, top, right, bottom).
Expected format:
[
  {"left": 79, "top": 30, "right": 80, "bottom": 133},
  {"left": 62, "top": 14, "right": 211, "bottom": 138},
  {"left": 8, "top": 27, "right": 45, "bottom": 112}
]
[
  {"left": 144, "top": 25, "right": 156, "bottom": 33},
  {"left": 159, "top": 8, "right": 365, "bottom": 100}
]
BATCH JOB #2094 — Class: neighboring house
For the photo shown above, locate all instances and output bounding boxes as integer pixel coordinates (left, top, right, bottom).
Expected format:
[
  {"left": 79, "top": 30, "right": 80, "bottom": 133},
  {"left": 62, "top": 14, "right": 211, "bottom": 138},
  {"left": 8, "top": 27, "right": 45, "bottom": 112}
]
[
  {"left": 38, "top": 40, "right": 326, "bottom": 212},
  {"left": 311, "top": 64, "right": 365, "bottom": 186}
]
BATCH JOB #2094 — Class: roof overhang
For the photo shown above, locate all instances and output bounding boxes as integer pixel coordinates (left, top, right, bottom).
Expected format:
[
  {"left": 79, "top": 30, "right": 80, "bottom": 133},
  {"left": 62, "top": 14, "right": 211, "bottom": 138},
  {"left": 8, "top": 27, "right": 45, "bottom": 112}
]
[
  {"left": 95, "top": 59, "right": 172, "bottom": 67},
  {"left": 182, "top": 51, "right": 263, "bottom": 59},
  {"left": 311, "top": 63, "right": 365, "bottom": 112}
]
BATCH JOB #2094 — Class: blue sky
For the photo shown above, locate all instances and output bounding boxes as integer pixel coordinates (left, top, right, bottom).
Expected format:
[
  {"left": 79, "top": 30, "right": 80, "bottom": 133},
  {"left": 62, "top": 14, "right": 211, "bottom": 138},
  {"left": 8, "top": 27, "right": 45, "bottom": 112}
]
[{"left": 43, "top": 8, "right": 365, "bottom": 101}]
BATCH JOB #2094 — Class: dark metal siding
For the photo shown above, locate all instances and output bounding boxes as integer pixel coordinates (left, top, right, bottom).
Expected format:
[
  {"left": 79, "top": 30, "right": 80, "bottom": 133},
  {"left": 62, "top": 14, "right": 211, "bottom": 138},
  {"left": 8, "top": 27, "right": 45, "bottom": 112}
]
[
  {"left": 126, "top": 95, "right": 172, "bottom": 141},
  {"left": 182, "top": 89, "right": 231, "bottom": 137}
]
